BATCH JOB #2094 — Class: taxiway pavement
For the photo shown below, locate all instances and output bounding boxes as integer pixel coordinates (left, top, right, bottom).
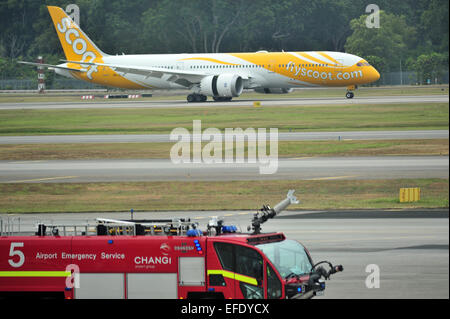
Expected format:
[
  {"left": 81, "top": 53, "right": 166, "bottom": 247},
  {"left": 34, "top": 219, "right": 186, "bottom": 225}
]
[
  {"left": 0, "top": 130, "right": 447, "bottom": 144},
  {"left": 0, "top": 94, "right": 447, "bottom": 110},
  {"left": 0, "top": 156, "right": 447, "bottom": 183}
]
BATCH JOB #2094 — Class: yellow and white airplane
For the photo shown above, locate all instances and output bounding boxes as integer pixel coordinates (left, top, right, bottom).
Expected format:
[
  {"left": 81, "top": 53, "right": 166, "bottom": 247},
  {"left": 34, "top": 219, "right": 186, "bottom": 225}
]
[{"left": 21, "top": 6, "right": 380, "bottom": 102}]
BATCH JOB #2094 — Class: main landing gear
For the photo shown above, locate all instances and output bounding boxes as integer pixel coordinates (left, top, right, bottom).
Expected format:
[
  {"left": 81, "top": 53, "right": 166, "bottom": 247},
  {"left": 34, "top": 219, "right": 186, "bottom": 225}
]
[
  {"left": 187, "top": 93, "right": 207, "bottom": 103},
  {"left": 186, "top": 94, "right": 233, "bottom": 103},
  {"left": 212, "top": 96, "right": 232, "bottom": 102}
]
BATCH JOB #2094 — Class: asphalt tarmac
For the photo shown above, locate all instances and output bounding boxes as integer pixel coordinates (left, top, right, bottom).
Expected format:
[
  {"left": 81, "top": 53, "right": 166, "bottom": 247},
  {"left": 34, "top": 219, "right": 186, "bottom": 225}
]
[
  {"left": 0, "top": 94, "right": 447, "bottom": 110},
  {"left": 0, "top": 156, "right": 448, "bottom": 183},
  {"left": 0, "top": 130, "right": 447, "bottom": 144}
]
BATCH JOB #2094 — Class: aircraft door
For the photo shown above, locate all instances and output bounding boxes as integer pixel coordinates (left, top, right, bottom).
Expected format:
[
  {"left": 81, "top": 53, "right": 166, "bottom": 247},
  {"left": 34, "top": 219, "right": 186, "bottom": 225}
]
[
  {"left": 334, "top": 58, "right": 344, "bottom": 79},
  {"left": 176, "top": 62, "right": 184, "bottom": 70},
  {"left": 267, "top": 60, "right": 276, "bottom": 73}
]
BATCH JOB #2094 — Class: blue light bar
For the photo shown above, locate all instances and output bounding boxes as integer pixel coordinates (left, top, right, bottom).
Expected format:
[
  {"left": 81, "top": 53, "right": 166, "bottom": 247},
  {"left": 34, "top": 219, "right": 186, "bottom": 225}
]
[
  {"left": 187, "top": 229, "right": 202, "bottom": 237},
  {"left": 222, "top": 225, "right": 237, "bottom": 233}
]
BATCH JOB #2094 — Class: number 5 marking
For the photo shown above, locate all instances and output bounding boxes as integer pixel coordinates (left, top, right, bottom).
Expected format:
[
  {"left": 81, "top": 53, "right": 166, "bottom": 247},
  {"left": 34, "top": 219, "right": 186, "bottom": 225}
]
[{"left": 8, "top": 242, "right": 25, "bottom": 268}]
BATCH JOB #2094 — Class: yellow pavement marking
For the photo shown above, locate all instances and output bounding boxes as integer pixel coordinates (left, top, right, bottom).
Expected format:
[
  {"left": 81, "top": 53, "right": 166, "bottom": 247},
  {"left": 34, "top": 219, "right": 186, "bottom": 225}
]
[
  {"left": 291, "top": 157, "right": 315, "bottom": 160},
  {"left": 10, "top": 160, "right": 46, "bottom": 164},
  {"left": 6, "top": 176, "right": 79, "bottom": 183},
  {"left": 306, "top": 175, "right": 358, "bottom": 181}
]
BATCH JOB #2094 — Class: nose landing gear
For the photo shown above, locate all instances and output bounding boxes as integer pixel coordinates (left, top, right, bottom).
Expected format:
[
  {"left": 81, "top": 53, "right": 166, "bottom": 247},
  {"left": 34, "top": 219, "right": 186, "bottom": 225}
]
[{"left": 345, "top": 84, "right": 357, "bottom": 99}]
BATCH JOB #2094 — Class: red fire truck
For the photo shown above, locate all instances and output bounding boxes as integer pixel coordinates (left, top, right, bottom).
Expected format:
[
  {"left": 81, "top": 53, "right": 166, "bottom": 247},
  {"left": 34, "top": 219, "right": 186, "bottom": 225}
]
[{"left": 0, "top": 190, "right": 342, "bottom": 299}]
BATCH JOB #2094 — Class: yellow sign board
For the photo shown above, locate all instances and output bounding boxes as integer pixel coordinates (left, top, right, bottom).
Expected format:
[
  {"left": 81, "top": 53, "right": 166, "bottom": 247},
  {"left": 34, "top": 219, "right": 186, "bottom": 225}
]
[
  {"left": 399, "top": 187, "right": 421, "bottom": 202},
  {"left": 253, "top": 101, "right": 261, "bottom": 107}
]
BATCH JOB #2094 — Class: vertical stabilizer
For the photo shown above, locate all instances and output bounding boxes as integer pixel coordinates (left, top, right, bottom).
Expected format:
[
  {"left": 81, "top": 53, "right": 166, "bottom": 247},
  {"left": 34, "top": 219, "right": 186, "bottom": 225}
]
[{"left": 47, "top": 6, "right": 108, "bottom": 63}]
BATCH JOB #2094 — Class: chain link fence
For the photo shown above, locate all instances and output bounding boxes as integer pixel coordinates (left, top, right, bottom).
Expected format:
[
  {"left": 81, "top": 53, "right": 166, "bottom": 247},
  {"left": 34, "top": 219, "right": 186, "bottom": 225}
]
[
  {"left": 0, "top": 78, "right": 106, "bottom": 90},
  {"left": 377, "top": 71, "right": 449, "bottom": 86},
  {"left": 1, "top": 70, "right": 448, "bottom": 90}
]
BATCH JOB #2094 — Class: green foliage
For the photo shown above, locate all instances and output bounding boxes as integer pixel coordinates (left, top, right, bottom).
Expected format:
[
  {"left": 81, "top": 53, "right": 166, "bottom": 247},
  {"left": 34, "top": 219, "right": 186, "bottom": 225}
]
[
  {"left": 344, "top": 11, "right": 417, "bottom": 71},
  {"left": 0, "top": 0, "right": 448, "bottom": 77},
  {"left": 413, "top": 52, "right": 449, "bottom": 84},
  {"left": 420, "top": 0, "right": 449, "bottom": 52}
]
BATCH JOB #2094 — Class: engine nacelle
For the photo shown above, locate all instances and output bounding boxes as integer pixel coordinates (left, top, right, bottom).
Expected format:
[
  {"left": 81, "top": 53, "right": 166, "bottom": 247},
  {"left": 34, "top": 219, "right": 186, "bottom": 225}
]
[
  {"left": 254, "top": 88, "right": 294, "bottom": 94},
  {"left": 200, "top": 74, "right": 243, "bottom": 97}
]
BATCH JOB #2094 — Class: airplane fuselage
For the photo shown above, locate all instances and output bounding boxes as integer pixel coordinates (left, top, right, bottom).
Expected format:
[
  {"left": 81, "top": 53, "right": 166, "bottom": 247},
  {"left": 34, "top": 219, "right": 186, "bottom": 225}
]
[{"left": 58, "top": 51, "right": 380, "bottom": 91}]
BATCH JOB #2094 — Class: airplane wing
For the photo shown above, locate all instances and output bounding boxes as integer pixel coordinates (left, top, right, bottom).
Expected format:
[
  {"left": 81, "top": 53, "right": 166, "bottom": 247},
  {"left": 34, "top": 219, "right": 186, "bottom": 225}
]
[
  {"left": 63, "top": 60, "right": 209, "bottom": 88},
  {"left": 18, "top": 61, "right": 86, "bottom": 72},
  {"left": 63, "top": 60, "right": 250, "bottom": 88}
]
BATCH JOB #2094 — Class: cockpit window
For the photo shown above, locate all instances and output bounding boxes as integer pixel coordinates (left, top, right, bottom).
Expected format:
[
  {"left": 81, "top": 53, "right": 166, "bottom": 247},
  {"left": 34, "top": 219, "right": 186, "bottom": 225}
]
[{"left": 357, "top": 62, "right": 371, "bottom": 67}]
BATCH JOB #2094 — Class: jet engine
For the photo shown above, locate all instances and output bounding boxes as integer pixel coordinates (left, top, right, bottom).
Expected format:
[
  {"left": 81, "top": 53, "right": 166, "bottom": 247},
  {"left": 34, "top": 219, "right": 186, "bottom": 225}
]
[{"left": 200, "top": 74, "right": 244, "bottom": 98}]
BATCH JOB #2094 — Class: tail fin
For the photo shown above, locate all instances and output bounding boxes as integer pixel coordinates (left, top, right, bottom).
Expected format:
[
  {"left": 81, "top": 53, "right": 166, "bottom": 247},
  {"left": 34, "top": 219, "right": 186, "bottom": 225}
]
[{"left": 47, "top": 6, "right": 108, "bottom": 63}]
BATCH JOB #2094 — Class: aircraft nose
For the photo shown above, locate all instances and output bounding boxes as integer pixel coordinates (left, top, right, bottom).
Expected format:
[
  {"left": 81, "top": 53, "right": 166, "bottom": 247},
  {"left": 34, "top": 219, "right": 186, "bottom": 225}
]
[{"left": 370, "top": 66, "right": 380, "bottom": 82}]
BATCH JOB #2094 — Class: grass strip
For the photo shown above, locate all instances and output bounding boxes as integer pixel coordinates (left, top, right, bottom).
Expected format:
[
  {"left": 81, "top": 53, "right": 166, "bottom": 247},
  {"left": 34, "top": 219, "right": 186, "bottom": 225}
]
[
  {"left": 0, "top": 139, "right": 448, "bottom": 160},
  {"left": 0, "top": 179, "right": 447, "bottom": 214},
  {"left": 0, "top": 103, "right": 448, "bottom": 136}
]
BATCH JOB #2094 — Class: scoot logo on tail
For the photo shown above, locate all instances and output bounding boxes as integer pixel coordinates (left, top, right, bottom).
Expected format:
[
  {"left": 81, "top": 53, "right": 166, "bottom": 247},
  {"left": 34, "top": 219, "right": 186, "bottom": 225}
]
[{"left": 56, "top": 17, "right": 98, "bottom": 79}]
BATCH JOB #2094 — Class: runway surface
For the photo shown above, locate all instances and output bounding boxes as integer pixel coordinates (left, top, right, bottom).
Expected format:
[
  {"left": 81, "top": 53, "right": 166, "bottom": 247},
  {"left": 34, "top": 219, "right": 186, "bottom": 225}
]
[
  {"left": 2, "top": 209, "right": 448, "bottom": 299},
  {"left": 265, "top": 211, "right": 449, "bottom": 299},
  {"left": 0, "top": 94, "right": 447, "bottom": 110},
  {"left": 0, "top": 130, "right": 447, "bottom": 144},
  {"left": 0, "top": 156, "right": 447, "bottom": 183}
]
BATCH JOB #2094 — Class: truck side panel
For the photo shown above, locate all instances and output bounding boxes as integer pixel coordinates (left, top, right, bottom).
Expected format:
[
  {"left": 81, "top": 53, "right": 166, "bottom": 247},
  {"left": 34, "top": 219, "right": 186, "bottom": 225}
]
[
  {"left": 127, "top": 273, "right": 177, "bottom": 299},
  {"left": 0, "top": 237, "right": 72, "bottom": 293},
  {"left": 0, "top": 236, "right": 209, "bottom": 299},
  {"left": 75, "top": 273, "right": 125, "bottom": 299}
]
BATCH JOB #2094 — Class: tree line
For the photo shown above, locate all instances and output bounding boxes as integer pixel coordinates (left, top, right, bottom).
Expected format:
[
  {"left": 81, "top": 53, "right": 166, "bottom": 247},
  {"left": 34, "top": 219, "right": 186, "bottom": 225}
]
[{"left": 0, "top": 0, "right": 448, "bottom": 84}]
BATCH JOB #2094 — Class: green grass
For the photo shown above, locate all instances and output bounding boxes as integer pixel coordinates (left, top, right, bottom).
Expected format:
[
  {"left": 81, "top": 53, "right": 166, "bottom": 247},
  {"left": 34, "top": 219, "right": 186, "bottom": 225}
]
[
  {"left": 0, "top": 139, "right": 447, "bottom": 160},
  {"left": 0, "top": 179, "right": 447, "bottom": 214},
  {"left": 0, "top": 103, "right": 448, "bottom": 135}
]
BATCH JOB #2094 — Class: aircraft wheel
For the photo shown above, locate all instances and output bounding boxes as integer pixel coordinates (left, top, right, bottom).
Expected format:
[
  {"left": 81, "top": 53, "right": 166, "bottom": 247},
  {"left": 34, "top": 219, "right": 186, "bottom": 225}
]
[
  {"left": 187, "top": 94, "right": 195, "bottom": 103},
  {"left": 345, "top": 91, "right": 354, "bottom": 99},
  {"left": 213, "top": 96, "right": 232, "bottom": 102}
]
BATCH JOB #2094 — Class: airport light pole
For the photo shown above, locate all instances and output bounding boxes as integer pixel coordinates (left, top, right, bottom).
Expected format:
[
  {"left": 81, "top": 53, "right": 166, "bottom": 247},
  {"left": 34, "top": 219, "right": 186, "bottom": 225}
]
[{"left": 37, "top": 56, "right": 45, "bottom": 94}]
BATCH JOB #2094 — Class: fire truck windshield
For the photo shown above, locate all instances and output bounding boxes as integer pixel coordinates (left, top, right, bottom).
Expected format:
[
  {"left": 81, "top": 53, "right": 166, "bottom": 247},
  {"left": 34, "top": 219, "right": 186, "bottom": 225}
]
[{"left": 257, "top": 239, "right": 313, "bottom": 278}]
